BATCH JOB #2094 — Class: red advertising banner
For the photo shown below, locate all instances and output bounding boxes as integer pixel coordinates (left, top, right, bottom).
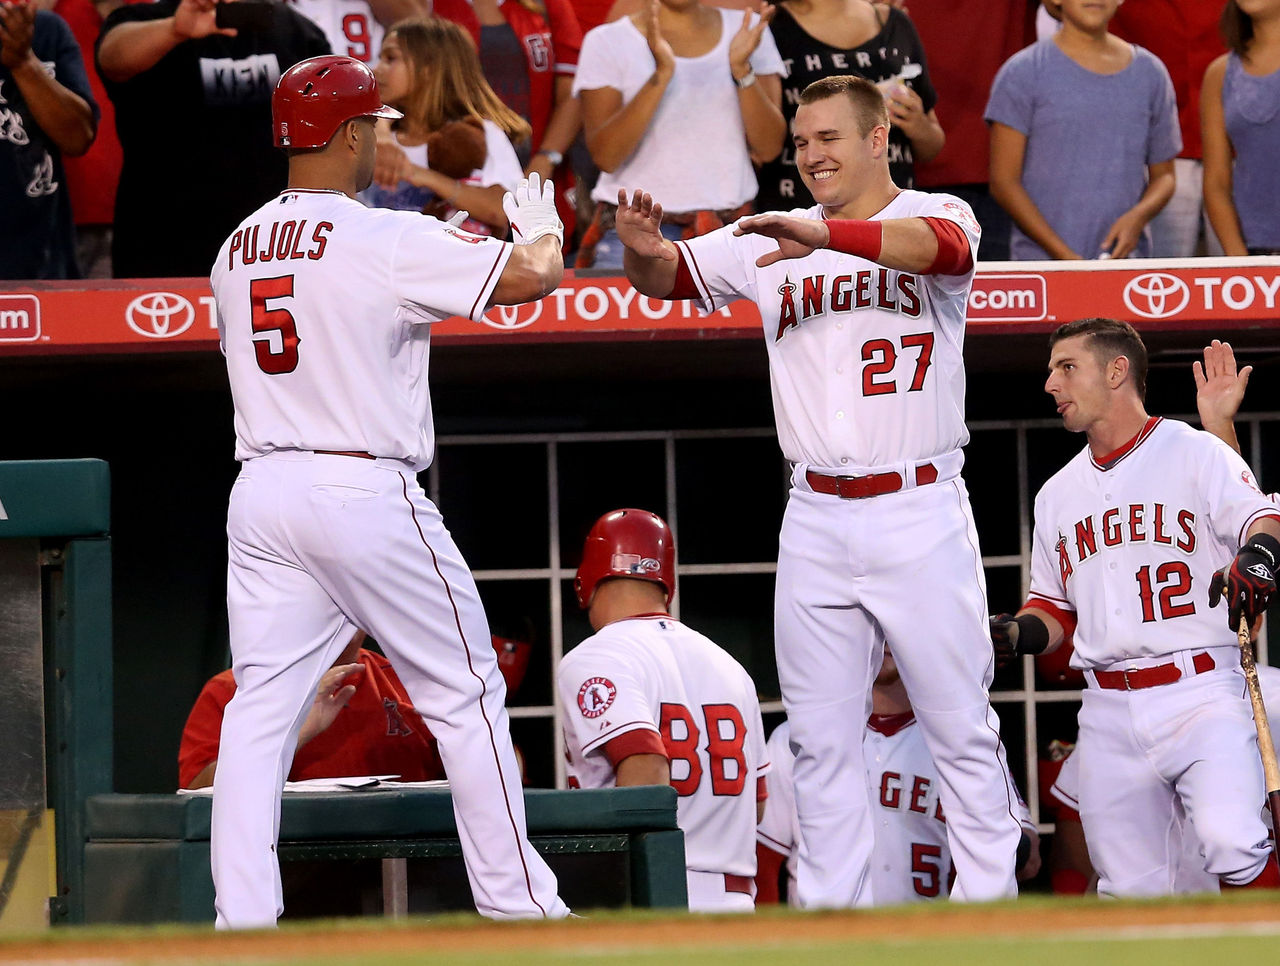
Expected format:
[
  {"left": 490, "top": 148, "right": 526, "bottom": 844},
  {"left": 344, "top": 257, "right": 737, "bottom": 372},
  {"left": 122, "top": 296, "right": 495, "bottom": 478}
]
[{"left": 1, "top": 258, "right": 1277, "bottom": 356}]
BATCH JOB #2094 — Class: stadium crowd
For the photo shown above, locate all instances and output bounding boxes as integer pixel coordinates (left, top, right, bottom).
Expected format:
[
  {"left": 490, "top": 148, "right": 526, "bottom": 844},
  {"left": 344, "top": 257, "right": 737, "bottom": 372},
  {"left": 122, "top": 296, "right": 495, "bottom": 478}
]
[{"left": 3, "top": 0, "right": 1277, "bottom": 280}]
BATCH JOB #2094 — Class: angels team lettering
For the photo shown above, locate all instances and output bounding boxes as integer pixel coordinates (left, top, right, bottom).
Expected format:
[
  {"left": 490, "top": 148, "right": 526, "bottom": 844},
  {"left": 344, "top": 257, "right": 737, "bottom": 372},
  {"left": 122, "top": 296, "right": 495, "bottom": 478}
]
[
  {"left": 775, "top": 269, "right": 922, "bottom": 342},
  {"left": 658, "top": 702, "right": 748, "bottom": 797},
  {"left": 879, "top": 771, "right": 944, "bottom": 822},
  {"left": 1056, "top": 503, "right": 1196, "bottom": 583},
  {"left": 227, "top": 220, "right": 333, "bottom": 270}
]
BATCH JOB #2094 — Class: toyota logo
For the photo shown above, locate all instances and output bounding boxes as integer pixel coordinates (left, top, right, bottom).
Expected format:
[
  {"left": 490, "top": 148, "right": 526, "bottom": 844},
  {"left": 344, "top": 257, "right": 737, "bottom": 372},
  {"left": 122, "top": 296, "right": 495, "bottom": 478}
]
[
  {"left": 126, "top": 292, "right": 195, "bottom": 339},
  {"left": 481, "top": 300, "right": 543, "bottom": 330},
  {"left": 1122, "top": 272, "right": 1191, "bottom": 320}
]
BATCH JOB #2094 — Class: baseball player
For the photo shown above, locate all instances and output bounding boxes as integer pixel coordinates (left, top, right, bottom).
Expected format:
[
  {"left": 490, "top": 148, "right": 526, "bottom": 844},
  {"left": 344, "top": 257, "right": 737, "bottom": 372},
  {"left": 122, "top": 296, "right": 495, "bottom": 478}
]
[
  {"left": 616, "top": 74, "right": 1024, "bottom": 907},
  {"left": 756, "top": 647, "right": 1039, "bottom": 906},
  {"left": 557, "top": 509, "right": 770, "bottom": 912},
  {"left": 1051, "top": 663, "right": 1280, "bottom": 895},
  {"left": 208, "top": 55, "right": 569, "bottom": 927},
  {"left": 991, "top": 317, "right": 1280, "bottom": 896}
]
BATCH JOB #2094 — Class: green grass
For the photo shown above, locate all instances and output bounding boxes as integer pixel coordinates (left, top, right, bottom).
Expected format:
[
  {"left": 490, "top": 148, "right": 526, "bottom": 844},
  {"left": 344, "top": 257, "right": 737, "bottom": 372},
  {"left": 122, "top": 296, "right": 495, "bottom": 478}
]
[{"left": 3, "top": 895, "right": 1280, "bottom": 965}]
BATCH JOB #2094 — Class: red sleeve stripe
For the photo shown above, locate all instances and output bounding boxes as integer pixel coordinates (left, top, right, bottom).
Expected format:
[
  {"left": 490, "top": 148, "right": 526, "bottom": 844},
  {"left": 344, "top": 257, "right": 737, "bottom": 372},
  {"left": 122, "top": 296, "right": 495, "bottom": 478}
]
[
  {"left": 676, "top": 240, "right": 714, "bottom": 308},
  {"left": 669, "top": 245, "right": 701, "bottom": 300},
  {"left": 581, "top": 720, "right": 660, "bottom": 755},
  {"left": 756, "top": 775, "right": 768, "bottom": 802},
  {"left": 469, "top": 245, "right": 506, "bottom": 320},
  {"left": 922, "top": 216, "right": 973, "bottom": 275},
  {"left": 602, "top": 727, "right": 667, "bottom": 767},
  {"left": 1023, "top": 597, "right": 1078, "bottom": 639}
]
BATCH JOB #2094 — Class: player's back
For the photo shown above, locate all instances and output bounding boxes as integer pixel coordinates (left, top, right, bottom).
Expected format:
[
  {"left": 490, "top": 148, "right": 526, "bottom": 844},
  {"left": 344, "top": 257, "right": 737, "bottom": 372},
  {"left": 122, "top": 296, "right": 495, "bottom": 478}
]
[
  {"left": 211, "top": 190, "right": 509, "bottom": 470},
  {"left": 560, "top": 615, "right": 768, "bottom": 879}
]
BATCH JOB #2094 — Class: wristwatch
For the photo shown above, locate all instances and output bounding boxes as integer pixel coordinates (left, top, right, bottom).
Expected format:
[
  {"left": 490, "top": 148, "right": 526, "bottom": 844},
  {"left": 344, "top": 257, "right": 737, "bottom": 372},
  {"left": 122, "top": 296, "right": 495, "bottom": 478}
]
[
  {"left": 735, "top": 70, "right": 757, "bottom": 90},
  {"left": 537, "top": 149, "right": 564, "bottom": 166}
]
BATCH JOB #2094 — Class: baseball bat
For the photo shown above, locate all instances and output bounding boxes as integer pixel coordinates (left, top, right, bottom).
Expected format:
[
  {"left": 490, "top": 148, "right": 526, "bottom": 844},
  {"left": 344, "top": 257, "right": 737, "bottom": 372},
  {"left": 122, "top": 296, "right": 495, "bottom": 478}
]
[{"left": 1236, "top": 615, "right": 1280, "bottom": 848}]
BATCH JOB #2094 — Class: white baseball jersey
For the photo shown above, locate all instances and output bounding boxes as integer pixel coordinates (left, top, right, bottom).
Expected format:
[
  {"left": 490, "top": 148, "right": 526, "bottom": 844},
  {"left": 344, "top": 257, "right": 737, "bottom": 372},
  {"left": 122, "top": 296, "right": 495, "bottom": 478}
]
[
  {"left": 557, "top": 615, "right": 769, "bottom": 905},
  {"left": 758, "top": 718, "right": 1034, "bottom": 905},
  {"left": 212, "top": 189, "right": 509, "bottom": 470},
  {"left": 677, "top": 190, "right": 981, "bottom": 469},
  {"left": 286, "top": 0, "right": 384, "bottom": 63},
  {"left": 1027, "top": 417, "right": 1279, "bottom": 667}
]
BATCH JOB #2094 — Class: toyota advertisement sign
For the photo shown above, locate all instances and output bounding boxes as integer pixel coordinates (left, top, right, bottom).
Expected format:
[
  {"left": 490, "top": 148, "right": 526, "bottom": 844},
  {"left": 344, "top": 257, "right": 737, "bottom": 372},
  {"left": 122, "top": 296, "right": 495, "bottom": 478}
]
[{"left": 1, "top": 261, "right": 1277, "bottom": 355}]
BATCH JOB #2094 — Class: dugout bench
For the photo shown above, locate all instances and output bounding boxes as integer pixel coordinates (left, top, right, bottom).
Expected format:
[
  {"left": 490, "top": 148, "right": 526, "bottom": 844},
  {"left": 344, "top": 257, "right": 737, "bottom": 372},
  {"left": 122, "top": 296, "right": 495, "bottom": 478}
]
[{"left": 82, "top": 785, "right": 687, "bottom": 922}]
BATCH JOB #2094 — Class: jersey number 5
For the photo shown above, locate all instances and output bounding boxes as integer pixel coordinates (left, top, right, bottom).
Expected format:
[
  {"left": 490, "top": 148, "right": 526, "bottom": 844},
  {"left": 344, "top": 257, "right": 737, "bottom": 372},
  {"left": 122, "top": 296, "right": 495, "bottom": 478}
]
[
  {"left": 659, "top": 702, "right": 748, "bottom": 797},
  {"left": 250, "top": 276, "right": 300, "bottom": 375}
]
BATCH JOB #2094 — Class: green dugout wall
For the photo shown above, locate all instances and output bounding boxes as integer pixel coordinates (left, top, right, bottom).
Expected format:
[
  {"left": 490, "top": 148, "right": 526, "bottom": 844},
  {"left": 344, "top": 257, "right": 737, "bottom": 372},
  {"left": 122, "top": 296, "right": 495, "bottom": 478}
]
[{"left": 0, "top": 459, "right": 112, "bottom": 925}]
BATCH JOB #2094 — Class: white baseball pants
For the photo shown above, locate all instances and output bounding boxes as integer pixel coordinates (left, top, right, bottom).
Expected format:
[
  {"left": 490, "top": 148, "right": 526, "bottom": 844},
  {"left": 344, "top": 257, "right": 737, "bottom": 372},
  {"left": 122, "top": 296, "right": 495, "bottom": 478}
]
[
  {"left": 213, "top": 451, "right": 567, "bottom": 926},
  {"left": 1077, "top": 661, "right": 1270, "bottom": 896},
  {"left": 774, "top": 467, "right": 1022, "bottom": 908}
]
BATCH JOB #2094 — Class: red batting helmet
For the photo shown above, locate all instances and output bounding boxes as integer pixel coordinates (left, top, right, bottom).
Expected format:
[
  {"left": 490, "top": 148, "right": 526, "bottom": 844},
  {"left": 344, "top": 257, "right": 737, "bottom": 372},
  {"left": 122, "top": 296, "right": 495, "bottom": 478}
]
[
  {"left": 492, "top": 633, "right": 532, "bottom": 695},
  {"left": 272, "top": 56, "right": 402, "bottom": 149},
  {"left": 574, "top": 509, "right": 676, "bottom": 610}
]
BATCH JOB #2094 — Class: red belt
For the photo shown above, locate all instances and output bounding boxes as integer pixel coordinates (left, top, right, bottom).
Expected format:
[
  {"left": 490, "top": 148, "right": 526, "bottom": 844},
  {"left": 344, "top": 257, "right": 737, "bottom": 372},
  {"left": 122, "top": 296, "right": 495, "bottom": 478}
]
[
  {"left": 315, "top": 450, "right": 375, "bottom": 460},
  {"left": 806, "top": 462, "right": 938, "bottom": 499},
  {"left": 1091, "top": 652, "right": 1216, "bottom": 691},
  {"left": 724, "top": 873, "right": 753, "bottom": 895}
]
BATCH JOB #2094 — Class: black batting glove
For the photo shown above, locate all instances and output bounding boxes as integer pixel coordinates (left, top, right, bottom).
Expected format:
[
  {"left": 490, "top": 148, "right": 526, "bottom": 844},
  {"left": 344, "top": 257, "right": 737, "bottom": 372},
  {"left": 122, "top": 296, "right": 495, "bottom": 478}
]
[
  {"left": 1209, "top": 533, "right": 1280, "bottom": 631},
  {"left": 990, "top": 612, "right": 1052, "bottom": 667},
  {"left": 990, "top": 613, "right": 1019, "bottom": 667}
]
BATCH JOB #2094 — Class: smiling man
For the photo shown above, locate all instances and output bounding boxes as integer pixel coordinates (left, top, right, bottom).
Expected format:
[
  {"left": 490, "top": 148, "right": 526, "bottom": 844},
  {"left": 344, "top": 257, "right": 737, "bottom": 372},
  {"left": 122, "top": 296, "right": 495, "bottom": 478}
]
[
  {"left": 991, "top": 317, "right": 1280, "bottom": 896},
  {"left": 613, "top": 74, "right": 1023, "bottom": 909}
]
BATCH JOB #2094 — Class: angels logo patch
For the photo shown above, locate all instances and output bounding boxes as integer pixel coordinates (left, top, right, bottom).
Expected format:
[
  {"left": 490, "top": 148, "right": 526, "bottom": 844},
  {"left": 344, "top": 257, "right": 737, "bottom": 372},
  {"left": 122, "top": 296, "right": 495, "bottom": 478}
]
[
  {"left": 577, "top": 677, "right": 617, "bottom": 718},
  {"left": 941, "top": 201, "right": 981, "bottom": 236}
]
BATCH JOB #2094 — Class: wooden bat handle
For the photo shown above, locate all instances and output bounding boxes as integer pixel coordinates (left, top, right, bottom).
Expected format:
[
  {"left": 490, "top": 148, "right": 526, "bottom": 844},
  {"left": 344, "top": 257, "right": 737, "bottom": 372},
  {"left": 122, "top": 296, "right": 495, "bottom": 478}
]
[{"left": 1237, "top": 617, "right": 1280, "bottom": 816}]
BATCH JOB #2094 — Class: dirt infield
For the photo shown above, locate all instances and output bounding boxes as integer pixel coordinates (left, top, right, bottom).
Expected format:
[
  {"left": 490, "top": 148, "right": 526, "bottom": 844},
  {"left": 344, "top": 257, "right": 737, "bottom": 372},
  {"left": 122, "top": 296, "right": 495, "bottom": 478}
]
[{"left": 2, "top": 897, "right": 1280, "bottom": 964}]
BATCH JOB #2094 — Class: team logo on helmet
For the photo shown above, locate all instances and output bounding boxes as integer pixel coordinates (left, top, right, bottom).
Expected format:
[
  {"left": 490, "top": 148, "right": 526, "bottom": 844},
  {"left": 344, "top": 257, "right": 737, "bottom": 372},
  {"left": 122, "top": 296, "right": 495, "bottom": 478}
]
[
  {"left": 577, "top": 677, "right": 616, "bottom": 718},
  {"left": 609, "top": 552, "right": 661, "bottom": 576}
]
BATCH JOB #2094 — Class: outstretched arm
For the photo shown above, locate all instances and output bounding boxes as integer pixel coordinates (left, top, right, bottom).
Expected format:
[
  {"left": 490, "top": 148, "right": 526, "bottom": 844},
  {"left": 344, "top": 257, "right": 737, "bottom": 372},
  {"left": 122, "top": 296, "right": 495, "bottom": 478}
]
[
  {"left": 733, "top": 211, "right": 967, "bottom": 274},
  {"left": 1194, "top": 339, "right": 1251, "bottom": 453}
]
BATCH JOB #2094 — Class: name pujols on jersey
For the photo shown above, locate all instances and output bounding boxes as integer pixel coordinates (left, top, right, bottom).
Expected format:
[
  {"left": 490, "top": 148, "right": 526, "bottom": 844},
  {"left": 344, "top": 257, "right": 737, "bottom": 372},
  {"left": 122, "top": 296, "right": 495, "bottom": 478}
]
[{"left": 225, "top": 217, "right": 334, "bottom": 270}]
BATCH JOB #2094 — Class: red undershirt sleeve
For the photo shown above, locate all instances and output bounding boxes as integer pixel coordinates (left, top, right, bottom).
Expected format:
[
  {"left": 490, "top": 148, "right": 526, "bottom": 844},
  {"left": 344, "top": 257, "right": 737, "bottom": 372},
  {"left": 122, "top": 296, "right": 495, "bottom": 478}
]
[
  {"left": 922, "top": 216, "right": 973, "bottom": 275},
  {"left": 1023, "top": 598, "right": 1079, "bottom": 640},
  {"left": 602, "top": 728, "right": 667, "bottom": 768}
]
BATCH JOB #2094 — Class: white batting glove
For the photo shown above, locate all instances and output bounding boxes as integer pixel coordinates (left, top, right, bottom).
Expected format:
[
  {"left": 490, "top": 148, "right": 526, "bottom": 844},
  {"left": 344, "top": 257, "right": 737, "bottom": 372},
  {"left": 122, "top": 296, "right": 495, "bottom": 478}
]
[
  {"left": 445, "top": 210, "right": 470, "bottom": 228},
  {"left": 502, "top": 172, "right": 563, "bottom": 246}
]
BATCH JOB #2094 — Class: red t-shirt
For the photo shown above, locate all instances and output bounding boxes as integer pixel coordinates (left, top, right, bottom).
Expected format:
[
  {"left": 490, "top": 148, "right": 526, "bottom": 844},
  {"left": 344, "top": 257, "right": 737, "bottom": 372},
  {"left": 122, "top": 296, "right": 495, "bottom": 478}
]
[
  {"left": 908, "top": 0, "right": 1037, "bottom": 188},
  {"left": 438, "top": 0, "right": 582, "bottom": 152},
  {"left": 1110, "top": 0, "right": 1224, "bottom": 160},
  {"left": 178, "top": 649, "right": 445, "bottom": 787}
]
